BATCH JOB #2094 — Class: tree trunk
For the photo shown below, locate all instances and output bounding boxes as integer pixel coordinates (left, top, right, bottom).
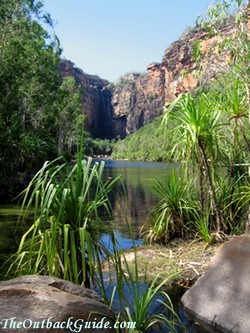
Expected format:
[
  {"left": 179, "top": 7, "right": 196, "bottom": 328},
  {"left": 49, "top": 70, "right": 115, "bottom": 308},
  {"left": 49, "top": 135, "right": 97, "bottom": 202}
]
[
  {"left": 199, "top": 163, "right": 206, "bottom": 214},
  {"left": 199, "top": 140, "right": 223, "bottom": 232},
  {"left": 57, "top": 129, "right": 64, "bottom": 155}
]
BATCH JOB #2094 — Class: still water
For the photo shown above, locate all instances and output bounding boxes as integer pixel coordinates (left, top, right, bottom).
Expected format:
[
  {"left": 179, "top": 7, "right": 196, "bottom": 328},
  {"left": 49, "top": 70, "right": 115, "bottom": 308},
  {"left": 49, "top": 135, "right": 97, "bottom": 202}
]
[
  {"left": 102, "top": 159, "right": 178, "bottom": 241},
  {"left": 100, "top": 160, "right": 196, "bottom": 332},
  {"left": 0, "top": 160, "right": 177, "bottom": 252}
]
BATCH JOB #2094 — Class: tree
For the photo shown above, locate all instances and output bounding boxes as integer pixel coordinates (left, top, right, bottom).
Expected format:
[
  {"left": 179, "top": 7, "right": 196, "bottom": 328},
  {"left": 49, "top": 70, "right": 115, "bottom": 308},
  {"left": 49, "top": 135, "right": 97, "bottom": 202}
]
[
  {"left": 55, "top": 76, "right": 82, "bottom": 156},
  {"left": 195, "top": 0, "right": 250, "bottom": 231},
  {"left": 0, "top": 0, "right": 62, "bottom": 199},
  {"left": 163, "top": 93, "right": 226, "bottom": 232},
  {"left": 195, "top": 0, "right": 250, "bottom": 139}
]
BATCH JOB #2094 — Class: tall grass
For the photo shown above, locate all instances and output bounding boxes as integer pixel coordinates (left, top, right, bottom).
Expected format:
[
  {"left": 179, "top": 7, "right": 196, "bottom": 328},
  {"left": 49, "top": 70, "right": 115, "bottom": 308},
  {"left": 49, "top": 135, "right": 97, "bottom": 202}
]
[
  {"left": 6, "top": 155, "right": 120, "bottom": 288},
  {"left": 108, "top": 226, "right": 187, "bottom": 333}
]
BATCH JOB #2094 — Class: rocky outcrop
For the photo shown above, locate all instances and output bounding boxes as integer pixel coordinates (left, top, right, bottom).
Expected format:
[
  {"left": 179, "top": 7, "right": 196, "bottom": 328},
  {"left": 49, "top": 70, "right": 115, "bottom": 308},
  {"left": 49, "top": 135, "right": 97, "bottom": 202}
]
[
  {"left": 60, "top": 60, "right": 113, "bottom": 139},
  {"left": 182, "top": 237, "right": 250, "bottom": 333},
  {"left": 0, "top": 275, "right": 116, "bottom": 333},
  {"left": 111, "top": 24, "right": 233, "bottom": 137},
  {"left": 111, "top": 66, "right": 165, "bottom": 138}
]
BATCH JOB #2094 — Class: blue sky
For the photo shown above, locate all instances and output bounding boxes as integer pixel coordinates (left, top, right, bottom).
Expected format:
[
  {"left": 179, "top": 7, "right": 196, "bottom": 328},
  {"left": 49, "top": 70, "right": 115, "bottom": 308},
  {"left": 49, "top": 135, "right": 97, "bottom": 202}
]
[{"left": 43, "top": 0, "right": 212, "bottom": 82}]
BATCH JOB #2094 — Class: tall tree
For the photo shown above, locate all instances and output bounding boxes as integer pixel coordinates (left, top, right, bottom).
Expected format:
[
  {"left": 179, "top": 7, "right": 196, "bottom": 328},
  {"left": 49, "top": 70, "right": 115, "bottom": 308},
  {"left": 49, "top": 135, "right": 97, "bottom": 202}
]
[
  {"left": 196, "top": 0, "right": 250, "bottom": 141},
  {"left": 191, "top": 0, "right": 250, "bottom": 229},
  {"left": 170, "top": 0, "right": 250, "bottom": 235},
  {"left": 0, "top": 0, "right": 62, "bottom": 199}
]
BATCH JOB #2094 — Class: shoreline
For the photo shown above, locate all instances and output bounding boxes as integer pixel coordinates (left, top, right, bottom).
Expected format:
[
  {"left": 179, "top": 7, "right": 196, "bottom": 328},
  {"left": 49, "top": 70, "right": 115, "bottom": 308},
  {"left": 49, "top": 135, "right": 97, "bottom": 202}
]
[{"left": 120, "top": 238, "right": 221, "bottom": 288}]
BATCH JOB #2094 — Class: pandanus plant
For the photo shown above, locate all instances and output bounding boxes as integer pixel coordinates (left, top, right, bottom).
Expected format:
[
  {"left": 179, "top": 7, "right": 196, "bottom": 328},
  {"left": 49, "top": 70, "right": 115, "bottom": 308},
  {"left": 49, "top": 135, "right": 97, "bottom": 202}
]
[
  {"left": 163, "top": 92, "right": 226, "bottom": 233},
  {"left": 144, "top": 171, "right": 196, "bottom": 243},
  {"left": 7, "top": 145, "right": 120, "bottom": 289}
]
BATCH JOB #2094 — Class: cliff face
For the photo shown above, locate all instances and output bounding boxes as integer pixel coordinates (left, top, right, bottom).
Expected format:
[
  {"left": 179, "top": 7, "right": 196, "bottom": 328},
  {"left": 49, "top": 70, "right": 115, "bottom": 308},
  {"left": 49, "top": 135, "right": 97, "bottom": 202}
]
[
  {"left": 111, "top": 24, "right": 233, "bottom": 137},
  {"left": 111, "top": 66, "right": 165, "bottom": 138},
  {"left": 61, "top": 24, "right": 234, "bottom": 139},
  {"left": 60, "top": 60, "right": 113, "bottom": 139}
]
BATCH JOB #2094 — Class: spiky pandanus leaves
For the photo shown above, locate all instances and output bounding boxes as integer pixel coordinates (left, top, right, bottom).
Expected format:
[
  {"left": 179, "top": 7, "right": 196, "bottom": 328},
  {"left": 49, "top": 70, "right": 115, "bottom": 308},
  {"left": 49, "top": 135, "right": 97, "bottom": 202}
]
[
  {"left": 144, "top": 171, "right": 197, "bottom": 243},
  {"left": 7, "top": 156, "right": 120, "bottom": 288},
  {"left": 163, "top": 93, "right": 226, "bottom": 232}
]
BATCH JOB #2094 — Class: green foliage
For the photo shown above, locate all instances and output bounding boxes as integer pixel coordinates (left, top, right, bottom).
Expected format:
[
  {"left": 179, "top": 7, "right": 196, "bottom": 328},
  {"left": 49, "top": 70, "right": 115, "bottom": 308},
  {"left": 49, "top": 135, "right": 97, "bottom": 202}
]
[
  {"left": 83, "top": 133, "right": 114, "bottom": 157},
  {"left": 110, "top": 231, "right": 186, "bottom": 332},
  {"left": 164, "top": 93, "right": 226, "bottom": 163},
  {"left": 195, "top": 0, "right": 250, "bottom": 105},
  {"left": 6, "top": 152, "right": 120, "bottom": 287},
  {"left": 216, "top": 78, "right": 250, "bottom": 154},
  {"left": 0, "top": 0, "right": 63, "bottom": 199},
  {"left": 0, "top": 1, "right": 88, "bottom": 200},
  {"left": 54, "top": 76, "right": 83, "bottom": 156},
  {"left": 112, "top": 116, "right": 170, "bottom": 161},
  {"left": 164, "top": 92, "right": 227, "bottom": 231},
  {"left": 121, "top": 266, "right": 185, "bottom": 332},
  {"left": 144, "top": 172, "right": 197, "bottom": 243},
  {"left": 190, "top": 209, "right": 212, "bottom": 243}
]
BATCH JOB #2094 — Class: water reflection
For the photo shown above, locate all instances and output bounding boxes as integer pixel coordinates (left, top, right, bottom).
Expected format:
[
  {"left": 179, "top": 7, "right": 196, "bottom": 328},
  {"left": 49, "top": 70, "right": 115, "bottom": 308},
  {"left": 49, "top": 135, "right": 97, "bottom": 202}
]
[
  {"left": 0, "top": 207, "right": 26, "bottom": 254},
  {"left": 101, "top": 160, "right": 180, "bottom": 239},
  {"left": 0, "top": 161, "right": 181, "bottom": 251}
]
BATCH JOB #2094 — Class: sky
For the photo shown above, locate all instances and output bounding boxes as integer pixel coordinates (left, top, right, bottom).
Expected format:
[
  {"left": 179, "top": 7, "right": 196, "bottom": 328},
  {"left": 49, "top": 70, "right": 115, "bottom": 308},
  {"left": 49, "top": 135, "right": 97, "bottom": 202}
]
[{"left": 42, "top": 0, "right": 212, "bottom": 82}]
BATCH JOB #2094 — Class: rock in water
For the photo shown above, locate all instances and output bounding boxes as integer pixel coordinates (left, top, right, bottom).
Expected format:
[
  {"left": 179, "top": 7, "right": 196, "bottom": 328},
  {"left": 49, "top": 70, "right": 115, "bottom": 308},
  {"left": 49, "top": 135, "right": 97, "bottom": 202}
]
[
  {"left": 0, "top": 275, "right": 116, "bottom": 333},
  {"left": 182, "top": 237, "right": 250, "bottom": 333}
]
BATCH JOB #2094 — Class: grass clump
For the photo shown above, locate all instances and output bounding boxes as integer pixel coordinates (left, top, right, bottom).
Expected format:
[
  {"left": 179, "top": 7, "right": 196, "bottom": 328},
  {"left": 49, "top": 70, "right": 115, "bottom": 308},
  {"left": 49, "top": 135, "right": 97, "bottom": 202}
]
[
  {"left": 143, "top": 171, "right": 197, "bottom": 243},
  {"left": 6, "top": 154, "right": 120, "bottom": 289}
]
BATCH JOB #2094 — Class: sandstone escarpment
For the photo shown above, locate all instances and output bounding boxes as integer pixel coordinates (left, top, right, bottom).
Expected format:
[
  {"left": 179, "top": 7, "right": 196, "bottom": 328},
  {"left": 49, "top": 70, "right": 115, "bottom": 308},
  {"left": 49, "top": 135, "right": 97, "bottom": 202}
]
[
  {"left": 111, "top": 67, "right": 165, "bottom": 138},
  {"left": 60, "top": 60, "right": 113, "bottom": 139},
  {"left": 111, "top": 24, "right": 233, "bottom": 137},
  {"left": 61, "top": 23, "right": 235, "bottom": 139}
]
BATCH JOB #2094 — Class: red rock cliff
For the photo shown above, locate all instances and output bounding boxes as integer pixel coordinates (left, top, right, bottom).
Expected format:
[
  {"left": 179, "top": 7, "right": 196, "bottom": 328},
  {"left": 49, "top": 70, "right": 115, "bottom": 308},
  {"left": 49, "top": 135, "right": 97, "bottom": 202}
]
[
  {"left": 111, "top": 23, "right": 234, "bottom": 138},
  {"left": 60, "top": 60, "right": 113, "bottom": 139},
  {"left": 61, "top": 23, "right": 235, "bottom": 139}
]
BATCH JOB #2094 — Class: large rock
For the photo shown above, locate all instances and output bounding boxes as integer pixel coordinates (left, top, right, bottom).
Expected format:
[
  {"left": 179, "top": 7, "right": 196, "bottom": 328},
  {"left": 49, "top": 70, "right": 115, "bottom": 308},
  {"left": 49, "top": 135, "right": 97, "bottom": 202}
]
[
  {"left": 0, "top": 275, "right": 116, "bottom": 333},
  {"left": 112, "top": 67, "right": 166, "bottom": 138},
  {"left": 182, "top": 237, "right": 250, "bottom": 333}
]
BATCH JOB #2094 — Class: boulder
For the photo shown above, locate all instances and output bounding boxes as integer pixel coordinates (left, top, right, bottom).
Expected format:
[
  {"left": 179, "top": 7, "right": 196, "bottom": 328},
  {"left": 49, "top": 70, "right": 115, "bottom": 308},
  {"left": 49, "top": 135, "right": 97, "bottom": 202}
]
[
  {"left": 181, "top": 237, "right": 250, "bottom": 333},
  {"left": 0, "top": 275, "right": 116, "bottom": 333}
]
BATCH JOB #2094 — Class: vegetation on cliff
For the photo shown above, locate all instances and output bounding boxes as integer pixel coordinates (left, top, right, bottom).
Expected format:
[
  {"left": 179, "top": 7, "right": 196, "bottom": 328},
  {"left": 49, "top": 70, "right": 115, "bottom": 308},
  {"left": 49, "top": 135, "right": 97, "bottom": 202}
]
[{"left": 112, "top": 116, "right": 170, "bottom": 161}]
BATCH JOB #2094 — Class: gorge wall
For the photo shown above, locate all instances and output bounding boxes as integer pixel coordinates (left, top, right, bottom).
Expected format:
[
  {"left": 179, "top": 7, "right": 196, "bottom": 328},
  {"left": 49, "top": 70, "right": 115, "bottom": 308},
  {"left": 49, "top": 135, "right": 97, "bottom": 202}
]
[
  {"left": 60, "top": 60, "right": 113, "bottom": 139},
  {"left": 111, "top": 23, "right": 233, "bottom": 138},
  {"left": 61, "top": 23, "right": 233, "bottom": 139}
]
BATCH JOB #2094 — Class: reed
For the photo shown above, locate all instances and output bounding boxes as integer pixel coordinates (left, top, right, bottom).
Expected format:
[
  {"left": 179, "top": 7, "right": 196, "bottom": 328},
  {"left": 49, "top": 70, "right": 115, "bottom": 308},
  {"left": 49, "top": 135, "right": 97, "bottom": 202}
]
[{"left": 106, "top": 216, "right": 187, "bottom": 333}]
